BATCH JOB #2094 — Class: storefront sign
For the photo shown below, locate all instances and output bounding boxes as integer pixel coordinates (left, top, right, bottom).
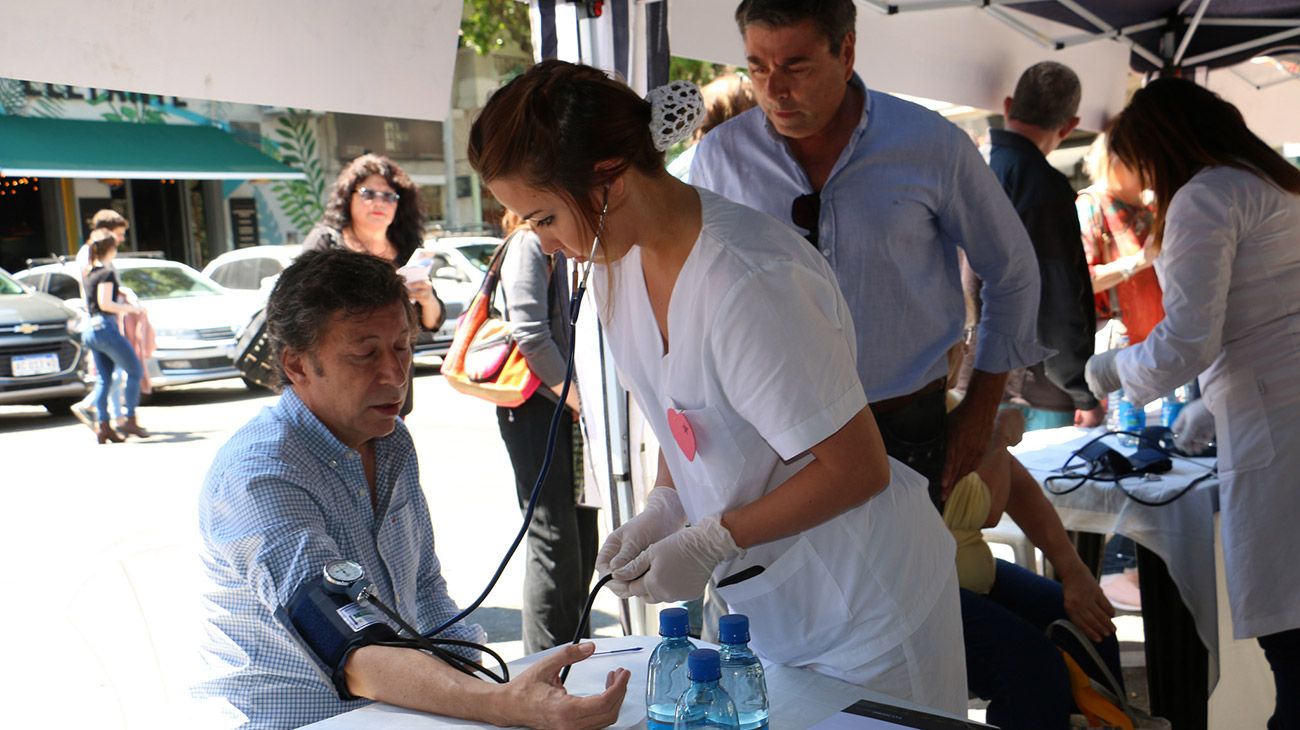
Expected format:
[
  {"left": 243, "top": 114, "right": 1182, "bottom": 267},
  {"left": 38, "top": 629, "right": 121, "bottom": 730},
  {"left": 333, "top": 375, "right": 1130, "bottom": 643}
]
[
  {"left": 19, "top": 81, "right": 188, "bottom": 108},
  {"left": 335, "top": 114, "right": 441, "bottom": 161}
]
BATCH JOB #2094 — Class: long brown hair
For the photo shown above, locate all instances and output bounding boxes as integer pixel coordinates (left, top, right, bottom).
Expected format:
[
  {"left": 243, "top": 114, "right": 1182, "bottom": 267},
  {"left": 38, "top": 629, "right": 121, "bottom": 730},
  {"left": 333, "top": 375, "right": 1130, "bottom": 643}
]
[
  {"left": 1109, "top": 77, "right": 1300, "bottom": 245},
  {"left": 468, "top": 60, "right": 665, "bottom": 241}
]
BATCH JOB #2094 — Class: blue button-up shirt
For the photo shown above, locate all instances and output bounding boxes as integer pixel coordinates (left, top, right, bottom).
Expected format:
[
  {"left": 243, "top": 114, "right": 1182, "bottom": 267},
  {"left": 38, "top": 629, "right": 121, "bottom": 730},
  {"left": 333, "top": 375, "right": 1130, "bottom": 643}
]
[
  {"left": 692, "top": 76, "right": 1049, "bottom": 401},
  {"left": 194, "top": 388, "right": 483, "bottom": 729}
]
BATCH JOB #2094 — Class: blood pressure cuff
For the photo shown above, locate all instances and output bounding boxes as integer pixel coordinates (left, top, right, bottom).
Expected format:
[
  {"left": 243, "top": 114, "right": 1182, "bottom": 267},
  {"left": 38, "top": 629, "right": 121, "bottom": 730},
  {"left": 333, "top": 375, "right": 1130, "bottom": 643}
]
[{"left": 280, "top": 580, "right": 400, "bottom": 700}]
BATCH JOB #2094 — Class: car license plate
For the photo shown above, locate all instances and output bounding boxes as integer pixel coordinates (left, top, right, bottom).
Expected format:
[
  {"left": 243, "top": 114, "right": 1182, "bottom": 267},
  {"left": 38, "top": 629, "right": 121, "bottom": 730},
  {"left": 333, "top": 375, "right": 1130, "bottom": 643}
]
[{"left": 11, "top": 352, "right": 60, "bottom": 377}]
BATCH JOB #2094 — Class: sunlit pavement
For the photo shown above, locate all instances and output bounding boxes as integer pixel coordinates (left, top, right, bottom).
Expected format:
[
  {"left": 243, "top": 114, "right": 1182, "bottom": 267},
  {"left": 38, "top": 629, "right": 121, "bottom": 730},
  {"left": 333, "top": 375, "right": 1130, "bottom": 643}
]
[{"left": 1, "top": 364, "right": 623, "bottom": 728}]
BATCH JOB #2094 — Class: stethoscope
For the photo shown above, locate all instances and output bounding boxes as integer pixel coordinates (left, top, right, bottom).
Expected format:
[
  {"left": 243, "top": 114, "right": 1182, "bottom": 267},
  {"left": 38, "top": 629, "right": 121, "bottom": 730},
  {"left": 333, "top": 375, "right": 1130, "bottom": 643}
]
[{"left": 428, "top": 189, "right": 612, "bottom": 646}]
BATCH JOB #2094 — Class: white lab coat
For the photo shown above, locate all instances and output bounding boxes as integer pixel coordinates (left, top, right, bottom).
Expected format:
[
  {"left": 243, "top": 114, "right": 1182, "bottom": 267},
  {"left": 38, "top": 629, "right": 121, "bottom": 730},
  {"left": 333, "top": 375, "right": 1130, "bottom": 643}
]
[
  {"left": 1116, "top": 166, "right": 1300, "bottom": 640},
  {"left": 593, "top": 189, "right": 964, "bottom": 710}
]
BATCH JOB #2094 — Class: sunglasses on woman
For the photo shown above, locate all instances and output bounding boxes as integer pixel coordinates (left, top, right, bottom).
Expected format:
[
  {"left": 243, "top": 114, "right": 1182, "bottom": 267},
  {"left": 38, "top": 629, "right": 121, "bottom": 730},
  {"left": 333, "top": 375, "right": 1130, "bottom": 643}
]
[{"left": 356, "top": 187, "right": 400, "bottom": 204}]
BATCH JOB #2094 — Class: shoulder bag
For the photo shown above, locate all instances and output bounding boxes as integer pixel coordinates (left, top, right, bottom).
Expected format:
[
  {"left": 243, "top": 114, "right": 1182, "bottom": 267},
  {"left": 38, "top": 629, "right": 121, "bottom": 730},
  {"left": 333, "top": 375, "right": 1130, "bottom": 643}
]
[{"left": 440, "top": 232, "right": 542, "bottom": 408}]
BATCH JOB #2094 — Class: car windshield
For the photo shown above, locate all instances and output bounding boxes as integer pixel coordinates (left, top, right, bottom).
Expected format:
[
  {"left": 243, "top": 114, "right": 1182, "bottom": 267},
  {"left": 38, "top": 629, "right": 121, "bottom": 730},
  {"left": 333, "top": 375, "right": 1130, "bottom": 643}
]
[
  {"left": 456, "top": 243, "right": 495, "bottom": 272},
  {"left": 0, "top": 270, "right": 24, "bottom": 295},
  {"left": 119, "top": 266, "right": 223, "bottom": 300}
]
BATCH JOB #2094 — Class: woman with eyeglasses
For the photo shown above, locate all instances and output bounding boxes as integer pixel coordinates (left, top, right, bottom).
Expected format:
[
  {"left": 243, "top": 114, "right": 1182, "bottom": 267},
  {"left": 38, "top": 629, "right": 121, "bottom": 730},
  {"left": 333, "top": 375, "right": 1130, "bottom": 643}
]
[
  {"left": 1084, "top": 77, "right": 1300, "bottom": 728},
  {"left": 469, "top": 60, "right": 965, "bottom": 713},
  {"left": 303, "top": 153, "right": 444, "bottom": 416}
]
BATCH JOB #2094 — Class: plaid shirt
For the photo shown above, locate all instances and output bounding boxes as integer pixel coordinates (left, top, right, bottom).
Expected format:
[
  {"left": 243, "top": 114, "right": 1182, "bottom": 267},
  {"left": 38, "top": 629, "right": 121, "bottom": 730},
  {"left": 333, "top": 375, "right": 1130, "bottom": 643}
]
[{"left": 193, "top": 387, "right": 483, "bottom": 729}]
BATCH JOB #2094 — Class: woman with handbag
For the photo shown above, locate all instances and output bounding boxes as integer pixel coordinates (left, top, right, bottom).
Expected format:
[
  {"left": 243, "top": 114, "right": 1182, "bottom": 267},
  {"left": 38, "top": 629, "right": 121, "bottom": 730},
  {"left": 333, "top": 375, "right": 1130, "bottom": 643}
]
[
  {"left": 468, "top": 60, "right": 965, "bottom": 713},
  {"left": 494, "top": 211, "right": 595, "bottom": 654},
  {"left": 302, "top": 153, "right": 444, "bottom": 416}
]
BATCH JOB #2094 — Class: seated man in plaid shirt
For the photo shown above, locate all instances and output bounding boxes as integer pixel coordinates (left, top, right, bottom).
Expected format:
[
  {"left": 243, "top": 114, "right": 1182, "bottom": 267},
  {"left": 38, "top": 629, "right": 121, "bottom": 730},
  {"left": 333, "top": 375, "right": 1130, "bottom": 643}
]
[{"left": 194, "top": 248, "right": 628, "bottom": 729}]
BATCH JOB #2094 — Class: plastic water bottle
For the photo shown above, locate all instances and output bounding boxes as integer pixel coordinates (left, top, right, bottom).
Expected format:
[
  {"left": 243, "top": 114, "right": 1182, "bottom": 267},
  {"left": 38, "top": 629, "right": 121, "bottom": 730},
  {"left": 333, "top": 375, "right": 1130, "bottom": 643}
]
[
  {"left": 1162, "top": 384, "right": 1194, "bottom": 428},
  {"left": 647, "top": 607, "right": 696, "bottom": 730},
  {"left": 717, "top": 615, "right": 769, "bottom": 730},
  {"left": 674, "top": 649, "right": 740, "bottom": 729},
  {"left": 1104, "top": 330, "right": 1143, "bottom": 445}
]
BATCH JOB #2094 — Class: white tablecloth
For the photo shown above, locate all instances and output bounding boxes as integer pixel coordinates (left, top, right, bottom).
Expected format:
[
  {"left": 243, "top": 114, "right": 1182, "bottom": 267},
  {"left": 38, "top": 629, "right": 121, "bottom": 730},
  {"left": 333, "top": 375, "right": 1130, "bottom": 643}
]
[
  {"left": 304, "top": 635, "right": 966, "bottom": 728},
  {"left": 1009, "top": 426, "right": 1220, "bottom": 689}
]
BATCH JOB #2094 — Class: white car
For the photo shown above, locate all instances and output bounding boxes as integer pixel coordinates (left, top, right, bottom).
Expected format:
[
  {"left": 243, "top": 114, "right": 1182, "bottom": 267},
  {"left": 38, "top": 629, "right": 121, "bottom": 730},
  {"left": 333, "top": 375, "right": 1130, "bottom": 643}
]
[
  {"left": 202, "top": 244, "right": 302, "bottom": 293},
  {"left": 15, "top": 257, "right": 262, "bottom": 389}
]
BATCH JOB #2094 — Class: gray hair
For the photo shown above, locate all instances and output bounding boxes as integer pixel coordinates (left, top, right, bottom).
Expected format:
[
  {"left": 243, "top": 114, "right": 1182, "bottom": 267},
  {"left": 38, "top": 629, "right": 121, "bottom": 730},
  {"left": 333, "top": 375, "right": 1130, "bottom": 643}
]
[
  {"left": 265, "top": 248, "right": 415, "bottom": 388},
  {"left": 1008, "top": 61, "right": 1082, "bottom": 131},
  {"left": 735, "top": 0, "right": 857, "bottom": 55}
]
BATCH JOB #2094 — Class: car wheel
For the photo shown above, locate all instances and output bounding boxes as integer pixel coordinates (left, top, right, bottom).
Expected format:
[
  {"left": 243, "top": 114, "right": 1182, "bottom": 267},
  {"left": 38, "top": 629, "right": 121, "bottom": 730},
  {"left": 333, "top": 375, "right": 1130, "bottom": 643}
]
[{"left": 43, "top": 398, "right": 79, "bottom": 416}]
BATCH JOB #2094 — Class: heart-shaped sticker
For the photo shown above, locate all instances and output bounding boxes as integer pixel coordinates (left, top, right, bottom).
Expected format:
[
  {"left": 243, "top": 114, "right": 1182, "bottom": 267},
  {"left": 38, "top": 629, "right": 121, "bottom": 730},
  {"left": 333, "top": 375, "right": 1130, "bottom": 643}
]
[{"left": 667, "top": 408, "right": 697, "bottom": 462}]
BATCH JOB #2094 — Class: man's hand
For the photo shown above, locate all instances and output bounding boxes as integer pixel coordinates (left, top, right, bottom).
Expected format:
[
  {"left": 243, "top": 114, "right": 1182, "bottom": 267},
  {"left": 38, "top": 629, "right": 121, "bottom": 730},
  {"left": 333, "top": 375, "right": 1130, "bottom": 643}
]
[
  {"left": 611, "top": 515, "right": 742, "bottom": 603},
  {"left": 1059, "top": 564, "right": 1117, "bottom": 643},
  {"left": 506, "top": 643, "right": 631, "bottom": 730},
  {"left": 1084, "top": 349, "right": 1122, "bottom": 402},
  {"left": 1074, "top": 406, "right": 1105, "bottom": 428},
  {"left": 944, "top": 401, "right": 994, "bottom": 498},
  {"left": 595, "top": 486, "right": 685, "bottom": 578}
]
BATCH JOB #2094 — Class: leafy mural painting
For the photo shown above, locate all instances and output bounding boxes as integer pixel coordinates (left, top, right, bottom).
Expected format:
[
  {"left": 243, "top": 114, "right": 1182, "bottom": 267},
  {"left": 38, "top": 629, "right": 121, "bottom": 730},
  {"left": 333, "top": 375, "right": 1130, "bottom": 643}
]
[
  {"left": 267, "top": 112, "right": 327, "bottom": 236},
  {"left": 87, "top": 93, "right": 170, "bottom": 124},
  {"left": 0, "top": 79, "right": 62, "bottom": 118}
]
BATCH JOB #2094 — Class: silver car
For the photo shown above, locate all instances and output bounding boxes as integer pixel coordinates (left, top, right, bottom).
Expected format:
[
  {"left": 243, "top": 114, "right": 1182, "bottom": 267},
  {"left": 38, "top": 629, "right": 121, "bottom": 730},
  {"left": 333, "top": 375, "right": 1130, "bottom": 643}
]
[
  {"left": 0, "top": 267, "right": 89, "bottom": 413},
  {"left": 15, "top": 257, "right": 262, "bottom": 389}
]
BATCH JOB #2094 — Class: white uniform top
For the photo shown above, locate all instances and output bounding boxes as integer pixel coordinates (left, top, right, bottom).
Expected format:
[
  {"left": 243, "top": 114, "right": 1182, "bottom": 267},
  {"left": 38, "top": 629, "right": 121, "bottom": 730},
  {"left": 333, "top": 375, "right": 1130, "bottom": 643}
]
[
  {"left": 1117, "top": 166, "right": 1300, "bottom": 639},
  {"left": 593, "top": 188, "right": 956, "bottom": 670}
]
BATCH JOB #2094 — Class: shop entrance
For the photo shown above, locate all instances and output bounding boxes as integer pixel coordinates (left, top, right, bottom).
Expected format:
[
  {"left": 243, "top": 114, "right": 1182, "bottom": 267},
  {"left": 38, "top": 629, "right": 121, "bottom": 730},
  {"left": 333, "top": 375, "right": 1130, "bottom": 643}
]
[
  {"left": 0, "top": 177, "right": 48, "bottom": 273},
  {"left": 130, "top": 179, "right": 187, "bottom": 263}
]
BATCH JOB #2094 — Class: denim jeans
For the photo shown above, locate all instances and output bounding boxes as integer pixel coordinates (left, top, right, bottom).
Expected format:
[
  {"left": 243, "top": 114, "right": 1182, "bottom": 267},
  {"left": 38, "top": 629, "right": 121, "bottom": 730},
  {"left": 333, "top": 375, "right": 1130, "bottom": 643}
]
[
  {"left": 961, "top": 560, "right": 1124, "bottom": 730},
  {"left": 82, "top": 315, "right": 143, "bottom": 420},
  {"left": 874, "top": 387, "right": 948, "bottom": 510}
]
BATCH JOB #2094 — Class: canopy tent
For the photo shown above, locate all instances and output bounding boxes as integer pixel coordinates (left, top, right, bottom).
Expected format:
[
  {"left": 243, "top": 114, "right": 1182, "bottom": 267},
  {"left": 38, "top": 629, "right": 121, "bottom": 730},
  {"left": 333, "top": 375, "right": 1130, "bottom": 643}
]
[
  {"left": 0, "top": 0, "right": 464, "bottom": 122},
  {"left": 668, "top": 0, "right": 1300, "bottom": 141},
  {"left": 0, "top": 116, "right": 304, "bottom": 180}
]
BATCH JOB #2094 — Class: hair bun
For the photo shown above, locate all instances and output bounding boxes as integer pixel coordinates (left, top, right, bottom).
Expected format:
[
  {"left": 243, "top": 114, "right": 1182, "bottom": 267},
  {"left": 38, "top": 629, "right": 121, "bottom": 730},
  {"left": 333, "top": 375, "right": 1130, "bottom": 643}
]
[{"left": 647, "top": 80, "right": 704, "bottom": 152}]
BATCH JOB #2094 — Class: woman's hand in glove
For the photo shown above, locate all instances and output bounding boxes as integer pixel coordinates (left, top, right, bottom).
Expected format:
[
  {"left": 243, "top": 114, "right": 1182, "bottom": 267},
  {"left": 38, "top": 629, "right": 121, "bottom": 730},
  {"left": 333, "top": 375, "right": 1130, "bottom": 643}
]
[
  {"left": 1173, "top": 399, "right": 1216, "bottom": 455},
  {"left": 1084, "top": 349, "right": 1123, "bottom": 402},
  {"left": 595, "top": 486, "right": 686, "bottom": 578},
  {"left": 608, "top": 515, "right": 742, "bottom": 604}
]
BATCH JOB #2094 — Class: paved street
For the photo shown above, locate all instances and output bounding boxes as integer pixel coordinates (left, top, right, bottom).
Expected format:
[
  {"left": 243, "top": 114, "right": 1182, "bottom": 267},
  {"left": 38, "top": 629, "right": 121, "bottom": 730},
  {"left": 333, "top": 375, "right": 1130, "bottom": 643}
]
[{"left": 0, "top": 362, "right": 623, "bottom": 728}]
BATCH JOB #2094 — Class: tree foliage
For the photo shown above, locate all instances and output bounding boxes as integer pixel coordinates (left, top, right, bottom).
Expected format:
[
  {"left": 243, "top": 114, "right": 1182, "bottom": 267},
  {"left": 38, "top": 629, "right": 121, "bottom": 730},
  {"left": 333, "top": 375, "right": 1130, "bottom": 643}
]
[
  {"left": 461, "top": 0, "right": 533, "bottom": 56},
  {"left": 669, "top": 58, "right": 737, "bottom": 86}
]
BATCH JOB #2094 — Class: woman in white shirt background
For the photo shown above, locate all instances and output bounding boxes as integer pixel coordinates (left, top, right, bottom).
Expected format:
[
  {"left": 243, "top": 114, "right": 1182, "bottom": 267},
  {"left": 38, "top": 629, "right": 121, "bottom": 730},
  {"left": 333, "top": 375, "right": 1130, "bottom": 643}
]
[
  {"left": 467, "top": 60, "right": 965, "bottom": 714},
  {"left": 1085, "top": 77, "right": 1300, "bottom": 729}
]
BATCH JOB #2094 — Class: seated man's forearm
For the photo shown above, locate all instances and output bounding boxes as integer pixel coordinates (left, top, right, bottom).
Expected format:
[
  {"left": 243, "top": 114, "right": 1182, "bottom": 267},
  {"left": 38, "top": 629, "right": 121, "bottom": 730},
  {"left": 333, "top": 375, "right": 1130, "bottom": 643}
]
[{"left": 345, "top": 644, "right": 511, "bottom": 726}]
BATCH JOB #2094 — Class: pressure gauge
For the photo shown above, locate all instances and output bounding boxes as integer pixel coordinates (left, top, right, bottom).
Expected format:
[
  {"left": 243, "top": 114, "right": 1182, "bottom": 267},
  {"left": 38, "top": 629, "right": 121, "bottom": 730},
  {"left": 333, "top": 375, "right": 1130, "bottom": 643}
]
[{"left": 323, "top": 559, "right": 370, "bottom": 601}]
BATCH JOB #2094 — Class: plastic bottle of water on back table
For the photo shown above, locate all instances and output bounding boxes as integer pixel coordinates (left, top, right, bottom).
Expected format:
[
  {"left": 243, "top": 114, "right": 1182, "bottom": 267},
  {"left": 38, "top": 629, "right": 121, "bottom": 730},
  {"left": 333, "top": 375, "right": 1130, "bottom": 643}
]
[
  {"left": 1104, "top": 329, "right": 1144, "bottom": 445},
  {"left": 647, "top": 607, "right": 696, "bottom": 730}
]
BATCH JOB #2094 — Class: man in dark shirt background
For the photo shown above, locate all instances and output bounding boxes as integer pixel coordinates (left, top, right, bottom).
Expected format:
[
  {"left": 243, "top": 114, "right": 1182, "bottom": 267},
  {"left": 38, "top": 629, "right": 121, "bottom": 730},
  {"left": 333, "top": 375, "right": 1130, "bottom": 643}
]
[{"left": 987, "top": 61, "right": 1102, "bottom": 428}]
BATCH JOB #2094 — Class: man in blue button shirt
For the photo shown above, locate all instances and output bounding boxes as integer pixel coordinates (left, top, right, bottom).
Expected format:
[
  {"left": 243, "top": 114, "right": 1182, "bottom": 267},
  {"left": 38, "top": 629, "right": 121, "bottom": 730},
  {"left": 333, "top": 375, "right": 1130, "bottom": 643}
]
[
  {"left": 195, "top": 249, "right": 628, "bottom": 729},
  {"left": 692, "top": 0, "right": 1048, "bottom": 507}
]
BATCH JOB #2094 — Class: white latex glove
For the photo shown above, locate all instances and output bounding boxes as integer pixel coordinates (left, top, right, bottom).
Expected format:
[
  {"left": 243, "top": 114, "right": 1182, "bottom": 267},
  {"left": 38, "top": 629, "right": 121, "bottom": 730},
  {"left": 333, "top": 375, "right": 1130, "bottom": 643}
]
[
  {"left": 1084, "top": 349, "right": 1123, "bottom": 402},
  {"left": 1173, "top": 399, "right": 1216, "bottom": 455},
  {"left": 609, "top": 515, "right": 742, "bottom": 604},
  {"left": 595, "top": 486, "right": 686, "bottom": 578}
]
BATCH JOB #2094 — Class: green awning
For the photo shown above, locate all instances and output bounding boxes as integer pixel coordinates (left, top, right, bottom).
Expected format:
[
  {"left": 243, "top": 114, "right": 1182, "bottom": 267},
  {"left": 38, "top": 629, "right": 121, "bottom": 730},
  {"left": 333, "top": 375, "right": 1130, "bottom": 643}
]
[{"left": 0, "top": 116, "right": 305, "bottom": 181}]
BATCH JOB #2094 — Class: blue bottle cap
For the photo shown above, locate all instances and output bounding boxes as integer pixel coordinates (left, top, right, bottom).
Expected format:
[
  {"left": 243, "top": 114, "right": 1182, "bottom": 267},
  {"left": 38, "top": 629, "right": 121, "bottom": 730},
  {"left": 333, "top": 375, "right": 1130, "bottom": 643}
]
[
  {"left": 658, "top": 607, "right": 690, "bottom": 637},
  {"left": 687, "top": 648, "right": 721, "bottom": 682},
  {"left": 718, "top": 614, "right": 750, "bottom": 644}
]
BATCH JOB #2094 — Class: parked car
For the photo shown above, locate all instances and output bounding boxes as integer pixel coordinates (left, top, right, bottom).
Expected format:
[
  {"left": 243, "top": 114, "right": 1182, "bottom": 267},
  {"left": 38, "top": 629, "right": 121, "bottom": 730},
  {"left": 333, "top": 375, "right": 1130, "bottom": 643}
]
[
  {"left": 0, "top": 267, "right": 89, "bottom": 413},
  {"left": 15, "top": 256, "right": 262, "bottom": 390},
  {"left": 420, "top": 237, "right": 497, "bottom": 354},
  {"left": 206, "top": 242, "right": 490, "bottom": 359},
  {"left": 202, "top": 244, "right": 302, "bottom": 293}
]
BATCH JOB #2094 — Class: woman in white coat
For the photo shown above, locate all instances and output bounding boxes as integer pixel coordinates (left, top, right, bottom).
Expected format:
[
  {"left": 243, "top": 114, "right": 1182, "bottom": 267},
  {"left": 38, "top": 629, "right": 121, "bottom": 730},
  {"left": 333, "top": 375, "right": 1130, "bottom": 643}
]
[
  {"left": 468, "top": 60, "right": 966, "bottom": 714},
  {"left": 1085, "top": 77, "right": 1300, "bottom": 729}
]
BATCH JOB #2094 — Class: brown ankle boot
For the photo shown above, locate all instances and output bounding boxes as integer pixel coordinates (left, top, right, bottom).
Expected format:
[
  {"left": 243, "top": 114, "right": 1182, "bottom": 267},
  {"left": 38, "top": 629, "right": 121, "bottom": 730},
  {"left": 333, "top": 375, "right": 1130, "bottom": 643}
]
[
  {"left": 118, "top": 415, "right": 150, "bottom": 439},
  {"left": 96, "top": 421, "right": 125, "bottom": 444}
]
